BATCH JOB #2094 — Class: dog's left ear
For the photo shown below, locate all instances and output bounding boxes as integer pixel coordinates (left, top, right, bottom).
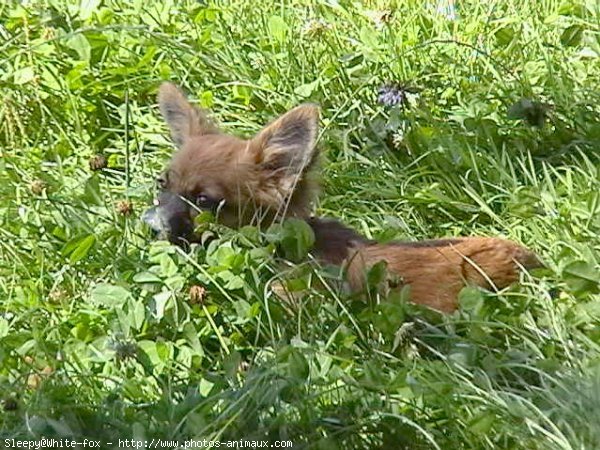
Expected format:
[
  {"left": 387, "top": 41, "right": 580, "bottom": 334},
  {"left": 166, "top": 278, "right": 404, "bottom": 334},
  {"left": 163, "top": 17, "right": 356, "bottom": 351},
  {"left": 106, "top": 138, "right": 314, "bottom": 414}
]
[
  {"left": 158, "top": 82, "right": 218, "bottom": 148},
  {"left": 250, "top": 104, "right": 320, "bottom": 177}
]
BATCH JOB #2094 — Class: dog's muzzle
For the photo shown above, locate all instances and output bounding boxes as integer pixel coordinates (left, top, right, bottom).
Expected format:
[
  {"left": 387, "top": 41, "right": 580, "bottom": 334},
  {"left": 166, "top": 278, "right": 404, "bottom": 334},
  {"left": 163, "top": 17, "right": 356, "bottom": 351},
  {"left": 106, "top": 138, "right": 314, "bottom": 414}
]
[{"left": 142, "top": 191, "right": 194, "bottom": 246}]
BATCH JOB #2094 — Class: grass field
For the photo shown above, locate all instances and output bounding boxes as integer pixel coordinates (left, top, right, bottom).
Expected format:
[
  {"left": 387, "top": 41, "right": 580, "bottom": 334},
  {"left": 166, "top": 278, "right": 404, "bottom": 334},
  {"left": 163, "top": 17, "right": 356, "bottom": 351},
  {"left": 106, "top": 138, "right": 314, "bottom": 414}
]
[{"left": 1, "top": 0, "right": 600, "bottom": 448}]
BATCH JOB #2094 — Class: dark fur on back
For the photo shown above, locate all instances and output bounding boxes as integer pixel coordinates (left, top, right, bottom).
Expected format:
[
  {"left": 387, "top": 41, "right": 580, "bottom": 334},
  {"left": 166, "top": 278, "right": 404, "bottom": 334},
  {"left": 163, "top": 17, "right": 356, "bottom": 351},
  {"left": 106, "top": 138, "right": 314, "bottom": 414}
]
[
  {"left": 307, "top": 218, "right": 464, "bottom": 266},
  {"left": 388, "top": 238, "right": 463, "bottom": 248},
  {"left": 307, "top": 217, "right": 372, "bottom": 265}
]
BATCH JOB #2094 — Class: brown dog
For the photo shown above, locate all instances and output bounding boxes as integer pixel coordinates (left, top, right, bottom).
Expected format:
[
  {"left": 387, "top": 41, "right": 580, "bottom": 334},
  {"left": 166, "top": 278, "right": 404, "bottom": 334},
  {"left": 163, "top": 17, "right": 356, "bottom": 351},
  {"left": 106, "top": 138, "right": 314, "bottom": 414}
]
[{"left": 144, "top": 82, "right": 542, "bottom": 312}]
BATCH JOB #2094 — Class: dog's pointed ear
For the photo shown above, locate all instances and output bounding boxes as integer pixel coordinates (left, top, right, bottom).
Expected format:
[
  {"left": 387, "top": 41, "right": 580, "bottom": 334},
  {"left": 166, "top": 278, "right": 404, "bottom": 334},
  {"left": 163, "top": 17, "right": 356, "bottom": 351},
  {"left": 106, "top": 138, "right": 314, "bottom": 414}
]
[
  {"left": 250, "top": 104, "right": 320, "bottom": 176},
  {"left": 157, "top": 82, "right": 217, "bottom": 147}
]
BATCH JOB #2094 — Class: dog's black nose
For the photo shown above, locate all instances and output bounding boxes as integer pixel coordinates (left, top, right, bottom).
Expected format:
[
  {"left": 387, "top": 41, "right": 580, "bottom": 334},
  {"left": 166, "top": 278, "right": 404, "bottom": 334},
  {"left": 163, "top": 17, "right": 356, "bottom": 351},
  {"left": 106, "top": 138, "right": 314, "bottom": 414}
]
[
  {"left": 142, "top": 206, "right": 165, "bottom": 235},
  {"left": 142, "top": 192, "right": 194, "bottom": 246}
]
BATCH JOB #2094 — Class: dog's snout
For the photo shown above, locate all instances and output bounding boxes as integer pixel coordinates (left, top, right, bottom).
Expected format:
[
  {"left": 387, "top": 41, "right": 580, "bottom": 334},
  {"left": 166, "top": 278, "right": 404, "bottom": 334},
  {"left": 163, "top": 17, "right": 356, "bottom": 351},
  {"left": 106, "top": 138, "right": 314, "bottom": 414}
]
[{"left": 142, "top": 192, "right": 194, "bottom": 245}]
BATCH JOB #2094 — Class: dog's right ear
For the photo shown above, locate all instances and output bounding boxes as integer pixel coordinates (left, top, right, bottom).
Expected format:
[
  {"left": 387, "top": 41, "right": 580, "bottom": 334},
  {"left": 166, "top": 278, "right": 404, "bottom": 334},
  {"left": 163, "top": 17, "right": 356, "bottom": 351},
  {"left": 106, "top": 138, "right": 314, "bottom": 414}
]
[
  {"left": 157, "top": 82, "right": 217, "bottom": 148},
  {"left": 250, "top": 104, "right": 319, "bottom": 175}
]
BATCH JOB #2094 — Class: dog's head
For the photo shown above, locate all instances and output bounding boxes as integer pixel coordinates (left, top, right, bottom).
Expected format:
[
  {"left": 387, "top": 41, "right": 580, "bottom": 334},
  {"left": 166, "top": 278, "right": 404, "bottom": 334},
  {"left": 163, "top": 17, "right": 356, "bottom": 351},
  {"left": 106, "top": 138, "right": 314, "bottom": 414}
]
[{"left": 143, "top": 82, "right": 320, "bottom": 246}]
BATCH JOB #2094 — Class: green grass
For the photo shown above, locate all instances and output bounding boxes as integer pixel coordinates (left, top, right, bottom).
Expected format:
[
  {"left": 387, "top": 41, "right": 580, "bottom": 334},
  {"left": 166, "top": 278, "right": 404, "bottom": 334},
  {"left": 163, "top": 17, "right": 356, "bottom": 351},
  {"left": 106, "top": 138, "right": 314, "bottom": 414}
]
[{"left": 1, "top": 0, "right": 600, "bottom": 448}]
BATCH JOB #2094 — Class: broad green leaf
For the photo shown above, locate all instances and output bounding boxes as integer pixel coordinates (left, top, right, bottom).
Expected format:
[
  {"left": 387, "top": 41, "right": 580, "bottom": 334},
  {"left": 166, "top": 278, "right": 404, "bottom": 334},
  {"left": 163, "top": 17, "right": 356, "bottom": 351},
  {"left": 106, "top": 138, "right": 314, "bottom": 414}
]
[
  {"left": 156, "top": 341, "right": 173, "bottom": 362},
  {"left": 116, "top": 307, "right": 132, "bottom": 335},
  {"left": 199, "top": 378, "right": 214, "bottom": 397},
  {"left": 571, "top": 301, "right": 600, "bottom": 326},
  {"left": 85, "top": 32, "right": 109, "bottom": 52},
  {"left": 459, "top": 286, "right": 485, "bottom": 313},
  {"left": 232, "top": 299, "right": 251, "bottom": 319},
  {"left": 137, "top": 340, "right": 172, "bottom": 374},
  {"left": 137, "top": 45, "right": 158, "bottom": 69},
  {"left": 359, "top": 25, "right": 378, "bottom": 49},
  {"left": 278, "top": 218, "right": 315, "bottom": 262},
  {"left": 294, "top": 79, "right": 319, "bottom": 98},
  {"left": 69, "top": 234, "right": 96, "bottom": 263},
  {"left": 183, "top": 322, "right": 204, "bottom": 356},
  {"left": 40, "top": 67, "right": 61, "bottom": 90},
  {"left": 133, "top": 271, "right": 162, "bottom": 283},
  {"left": 66, "top": 33, "right": 91, "bottom": 62},
  {"left": 232, "top": 85, "right": 252, "bottom": 105},
  {"left": 225, "top": 274, "right": 245, "bottom": 290},
  {"left": 130, "top": 298, "right": 145, "bottom": 331},
  {"left": 563, "top": 260, "right": 600, "bottom": 295},
  {"left": 175, "top": 345, "right": 193, "bottom": 367},
  {"left": 134, "top": 346, "right": 155, "bottom": 376},
  {"left": 90, "top": 283, "right": 131, "bottom": 307},
  {"left": 469, "top": 412, "right": 496, "bottom": 435},
  {"left": 96, "top": 7, "right": 114, "bottom": 24},
  {"left": 81, "top": 175, "right": 103, "bottom": 206},
  {"left": 373, "top": 303, "right": 405, "bottom": 338},
  {"left": 557, "top": 2, "right": 586, "bottom": 17},
  {"left": 0, "top": 318, "right": 9, "bottom": 338},
  {"left": 268, "top": 15, "right": 288, "bottom": 43},
  {"left": 367, "top": 260, "right": 388, "bottom": 289},
  {"left": 159, "top": 253, "right": 178, "bottom": 278},
  {"left": 563, "top": 260, "right": 599, "bottom": 283},
  {"left": 316, "top": 353, "right": 332, "bottom": 378},
  {"left": 152, "top": 291, "right": 172, "bottom": 320},
  {"left": 560, "top": 25, "right": 584, "bottom": 47},
  {"left": 199, "top": 90, "right": 214, "bottom": 108},
  {"left": 495, "top": 26, "right": 515, "bottom": 46},
  {"left": 288, "top": 349, "right": 309, "bottom": 380},
  {"left": 13, "top": 66, "right": 35, "bottom": 85},
  {"left": 62, "top": 235, "right": 84, "bottom": 257},
  {"left": 79, "top": 0, "right": 101, "bottom": 20},
  {"left": 137, "top": 340, "right": 159, "bottom": 367}
]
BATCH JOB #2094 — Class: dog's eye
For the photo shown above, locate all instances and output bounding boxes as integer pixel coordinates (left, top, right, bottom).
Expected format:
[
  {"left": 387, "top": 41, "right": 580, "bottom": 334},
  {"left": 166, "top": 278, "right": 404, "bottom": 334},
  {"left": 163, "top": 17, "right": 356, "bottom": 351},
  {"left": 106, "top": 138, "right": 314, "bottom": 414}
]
[
  {"left": 156, "top": 175, "right": 167, "bottom": 189},
  {"left": 194, "top": 194, "right": 222, "bottom": 211},
  {"left": 195, "top": 194, "right": 210, "bottom": 207}
]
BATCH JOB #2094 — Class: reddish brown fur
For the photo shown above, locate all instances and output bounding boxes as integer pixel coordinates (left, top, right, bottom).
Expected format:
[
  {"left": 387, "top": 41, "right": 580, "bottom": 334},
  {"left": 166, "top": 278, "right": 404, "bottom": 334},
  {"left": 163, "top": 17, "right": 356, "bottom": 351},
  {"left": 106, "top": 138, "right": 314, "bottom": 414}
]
[
  {"left": 156, "top": 83, "right": 542, "bottom": 313},
  {"left": 347, "top": 237, "right": 542, "bottom": 312}
]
